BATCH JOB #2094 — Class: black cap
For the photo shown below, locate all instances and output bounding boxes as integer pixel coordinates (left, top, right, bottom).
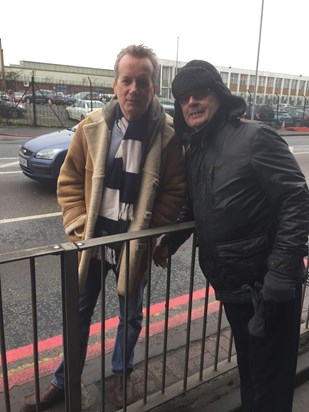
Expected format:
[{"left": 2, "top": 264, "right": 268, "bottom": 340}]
[{"left": 172, "top": 60, "right": 246, "bottom": 139}]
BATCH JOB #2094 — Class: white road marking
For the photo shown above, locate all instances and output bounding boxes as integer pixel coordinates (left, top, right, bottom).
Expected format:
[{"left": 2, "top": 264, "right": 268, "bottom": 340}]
[
  {"left": 0, "top": 212, "right": 62, "bottom": 224},
  {"left": 0, "top": 161, "right": 20, "bottom": 168},
  {"left": 0, "top": 171, "right": 22, "bottom": 175}
]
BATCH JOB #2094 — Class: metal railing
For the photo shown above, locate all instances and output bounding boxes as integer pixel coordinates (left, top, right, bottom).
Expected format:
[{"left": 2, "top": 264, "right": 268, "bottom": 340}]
[{"left": 0, "top": 222, "right": 308, "bottom": 412}]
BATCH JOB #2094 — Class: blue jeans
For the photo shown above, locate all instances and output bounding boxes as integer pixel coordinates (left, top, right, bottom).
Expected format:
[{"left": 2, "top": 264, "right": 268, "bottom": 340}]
[{"left": 52, "top": 258, "right": 145, "bottom": 389}]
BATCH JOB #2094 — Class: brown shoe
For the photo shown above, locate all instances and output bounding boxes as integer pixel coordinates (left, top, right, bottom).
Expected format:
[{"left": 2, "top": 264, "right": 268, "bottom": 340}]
[
  {"left": 22, "top": 383, "right": 65, "bottom": 412},
  {"left": 111, "top": 374, "right": 134, "bottom": 408}
]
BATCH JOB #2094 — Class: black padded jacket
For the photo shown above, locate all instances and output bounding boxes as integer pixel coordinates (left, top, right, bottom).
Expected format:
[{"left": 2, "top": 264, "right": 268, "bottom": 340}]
[{"left": 163, "top": 117, "right": 309, "bottom": 303}]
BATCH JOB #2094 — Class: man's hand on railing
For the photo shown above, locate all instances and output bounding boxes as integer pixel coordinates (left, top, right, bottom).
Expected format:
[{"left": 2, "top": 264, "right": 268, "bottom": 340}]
[{"left": 153, "top": 244, "right": 169, "bottom": 268}]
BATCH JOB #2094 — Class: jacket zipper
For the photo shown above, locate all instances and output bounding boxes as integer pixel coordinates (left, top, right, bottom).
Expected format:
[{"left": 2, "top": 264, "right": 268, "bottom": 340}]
[{"left": 210, "top": 163, "right": 215, "bottom": 205}]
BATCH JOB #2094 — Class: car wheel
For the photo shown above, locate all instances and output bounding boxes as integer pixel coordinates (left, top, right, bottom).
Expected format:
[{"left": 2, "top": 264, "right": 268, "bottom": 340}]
[
  {"left": 25, "top": 97, "right": 32, "bottom": 104},
  {"left": 81, "top": 115, "right": 85, "bottom": 120}
]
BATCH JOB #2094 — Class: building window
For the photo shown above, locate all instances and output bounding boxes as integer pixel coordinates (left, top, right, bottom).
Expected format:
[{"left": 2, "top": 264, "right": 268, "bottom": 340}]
[
  {"left": 267, "top": 77, "right": 274, "bottom": 88},
  {"left": 161, "top": 66, "right": 173, "bottom": 88},
  {"left": 299, "top": 80, "right": 305, "bottom": 92},
  {"left": 259, "top": 76, "right": 266, "bottom": 87},
  {"left": 220, "top": 72, "right": 228, "bottom": 85},
  {"left": 283, "top": 78, "right": 290, "bottom": 89},
  {"left": 230, "top": 73, "right": 239, "bottom": 85},
  {"left": 249, "top": 75, "right": 255, "bottom": 86},
  {"left": 240, "top": 74, "right": 248, "bottom": 86},
  {"left": 275, "top": 78, "right": 282, "bottom": 89},
  {"left": 290, "top": 79, "right": 297, "bottom": 90}
]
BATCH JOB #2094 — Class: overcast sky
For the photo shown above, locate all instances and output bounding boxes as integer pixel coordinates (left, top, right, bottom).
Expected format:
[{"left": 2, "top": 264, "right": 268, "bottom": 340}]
[{"left": 1, "top": 0, "right": 308, "bottom": 77}]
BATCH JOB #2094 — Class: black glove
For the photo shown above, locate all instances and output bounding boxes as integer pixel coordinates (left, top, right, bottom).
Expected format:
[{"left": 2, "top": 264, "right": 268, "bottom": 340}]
[
  {"left": 262, "top": 254, "right": 305, "bottom": 303},
  {"left": 243, "top": 283, "right": 265, "bottom": 338},
  {"left": 262, "top": 269, "right": 296, "bottom": 302}
]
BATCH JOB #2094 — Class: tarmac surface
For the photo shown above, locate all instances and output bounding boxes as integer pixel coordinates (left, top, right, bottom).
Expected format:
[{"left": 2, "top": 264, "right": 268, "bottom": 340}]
[{"left": 1, "top": 124, "right": 309, "bottom": 411}]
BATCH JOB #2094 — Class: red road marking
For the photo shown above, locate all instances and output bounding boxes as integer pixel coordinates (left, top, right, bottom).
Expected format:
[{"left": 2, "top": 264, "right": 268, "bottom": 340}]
[
  {"left": 3, "top": 287, "right": 214, "bottom": 365},
  {"left": 0, "top": 287, "right": 216, "bottom": 390},
  {"left": 4, "top": 299, "right": 219, "bottom": 389}
]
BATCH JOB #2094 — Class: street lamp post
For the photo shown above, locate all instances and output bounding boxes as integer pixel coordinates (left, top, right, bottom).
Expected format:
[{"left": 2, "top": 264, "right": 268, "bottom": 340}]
[
  {"left": 275, "top": 92, "right": 280, "bottom": 121},
  {"left": 176, "top": 36, "right": 179, "bottom": 72},
  {"left": 251, "top": 0, "right": 265, "bottom": 120},
  {"left": 0, "top": 38, "right": 6, "bottom": 91},
  {"left": 247, "top": 90, "right": 252, "bottom": 119},
  {"left": 172, "top": 36, "right": 179, "bottom": 99}
]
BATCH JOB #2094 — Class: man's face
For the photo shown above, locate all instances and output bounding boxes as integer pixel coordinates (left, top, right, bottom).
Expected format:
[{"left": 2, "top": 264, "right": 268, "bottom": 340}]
[
  {"left": 179, "top": 89, "right": 220, "bottom": 131},
  {"left": 114, "top": 54, "right": 156, "bottom": 122}
]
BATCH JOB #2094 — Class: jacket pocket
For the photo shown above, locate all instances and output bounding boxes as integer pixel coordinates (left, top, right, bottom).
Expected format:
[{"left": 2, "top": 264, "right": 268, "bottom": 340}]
[
  {"left": 68, "top": 226, "right": 85, "bottom": 243},
  {"left": 216, "top": 234, "right": 270, "bottom": 288}
]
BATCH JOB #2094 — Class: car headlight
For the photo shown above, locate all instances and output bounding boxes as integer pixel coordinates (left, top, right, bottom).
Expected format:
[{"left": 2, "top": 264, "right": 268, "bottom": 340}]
[{"left": 35, "top": 148, "right": 62, "bottom": 160}]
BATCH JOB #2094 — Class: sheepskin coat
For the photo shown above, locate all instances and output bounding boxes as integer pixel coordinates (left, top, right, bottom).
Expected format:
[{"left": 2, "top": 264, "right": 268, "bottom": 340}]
[{"left": 57, "top": 97, "right": 186, "bottom": 295}]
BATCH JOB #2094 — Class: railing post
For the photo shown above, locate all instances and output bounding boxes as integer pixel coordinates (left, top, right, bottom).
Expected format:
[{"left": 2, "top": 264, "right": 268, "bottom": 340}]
[{"left": 61, "top": 247, "right": 81, "bottom": 412}]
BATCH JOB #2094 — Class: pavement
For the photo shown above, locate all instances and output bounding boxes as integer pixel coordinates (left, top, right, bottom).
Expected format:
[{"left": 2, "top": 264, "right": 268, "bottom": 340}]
[
  {"left": 0, "top": 125, "right": 65, "bottom": 139},
  {"left": 3, "top": 322, "right": 309, "bottom": 412},
  {"left": 2, "top": 124, "right": 309, "bottom": 411}
]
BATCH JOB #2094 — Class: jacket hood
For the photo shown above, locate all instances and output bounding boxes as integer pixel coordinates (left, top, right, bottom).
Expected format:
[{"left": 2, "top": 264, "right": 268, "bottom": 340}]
[{"left": 172, "top": 60, "right": 246, "bottom": 140}]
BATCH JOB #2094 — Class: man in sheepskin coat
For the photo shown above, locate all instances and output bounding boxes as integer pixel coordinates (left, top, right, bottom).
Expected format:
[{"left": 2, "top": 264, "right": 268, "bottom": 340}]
[{"left": 22, "top": 45, "right": 186, "bottom": 411}]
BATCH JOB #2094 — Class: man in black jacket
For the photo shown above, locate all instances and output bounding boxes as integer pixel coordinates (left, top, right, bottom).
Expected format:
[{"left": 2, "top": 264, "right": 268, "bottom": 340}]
[{"left": 154, "top": 60, "right": 309, "bottom": 412}]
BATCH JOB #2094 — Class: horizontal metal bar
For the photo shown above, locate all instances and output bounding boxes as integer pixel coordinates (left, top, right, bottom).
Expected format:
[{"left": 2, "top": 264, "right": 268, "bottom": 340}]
[
  {"left": 0, "top": 222, "right": 195, "bottom": 264},
  {"left": 72, "top": 221, "right": 195, "bottom": 251}
]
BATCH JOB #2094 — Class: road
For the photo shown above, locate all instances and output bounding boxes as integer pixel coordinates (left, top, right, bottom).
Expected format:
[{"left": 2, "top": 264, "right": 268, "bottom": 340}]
[
  {"left": 0, "top": 135, "right": 209, "bottom": 352},
  {"left": 0, "top": 132, "right": 309, "bottom": 353}
]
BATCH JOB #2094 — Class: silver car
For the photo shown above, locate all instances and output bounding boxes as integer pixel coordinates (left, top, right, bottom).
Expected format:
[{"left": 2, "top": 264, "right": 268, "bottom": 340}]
[{"left": 66, "top": 99, "right": 105, "bottom": 121}]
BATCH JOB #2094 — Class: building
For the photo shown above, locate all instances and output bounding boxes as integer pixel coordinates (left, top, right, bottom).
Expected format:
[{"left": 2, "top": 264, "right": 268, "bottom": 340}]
[
  {"left": 0, "top": 57, "right": 308, "bottom": 109},
  {"left": 159, "top": 58, "right": 309, "bottom": 109}
]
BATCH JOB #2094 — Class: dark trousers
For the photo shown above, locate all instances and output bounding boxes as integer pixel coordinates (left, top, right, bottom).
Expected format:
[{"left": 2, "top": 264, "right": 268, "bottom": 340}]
[{"left": 223, "top": 286, "right": 302, "bottom": 412}]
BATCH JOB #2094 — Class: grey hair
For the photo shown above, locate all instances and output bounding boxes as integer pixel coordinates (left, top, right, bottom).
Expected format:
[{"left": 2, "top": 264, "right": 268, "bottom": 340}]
[{"left": 114, "top": 44, "right": 159, "bottom": 85}]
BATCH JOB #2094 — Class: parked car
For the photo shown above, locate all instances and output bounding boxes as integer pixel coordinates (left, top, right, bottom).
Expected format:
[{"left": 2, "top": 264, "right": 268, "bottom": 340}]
[
  {"left": 288, "top": 109, "right": 309, "bottom": 127},
  {"left": 254, "top": 105, "right": 275, "bottom": 125},
  {"left": 273, "top": 110, "right": 293, "bottom": 128},
  {"left": 22, "top": 90, "right": 74, "bottom": 105},
  {"left": 0, "top": 91, "right": 10, "bottom": 101},
  {"left": 71, "top": 91, "right": 101, "bottom": 102},
  {"left": 50, "top": 92, "right": 76, "bottom": 105},
  {"left": 19, "top": 125, "right": 78, "bottom": 183},
  {"left": 100, "top": 93, "right": 114, "bottom": 103},
  {"left": 13, "top": 91, "right": 25, "bottom": 104},
  {"left": 0, "top": 100, "right": 26, "bottom": 118},
  {"left": 65, "top": 99, "right": 105, "bottom": 121},
  {"left": 158, "top": 97, "right": 175, "bottom": 117},
  {"left": 22, "top": 89, "right": 54, "bottom": 104}
]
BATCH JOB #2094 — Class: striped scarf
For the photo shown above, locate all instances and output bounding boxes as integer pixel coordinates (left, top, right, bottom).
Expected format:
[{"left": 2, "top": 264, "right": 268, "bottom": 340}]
[{"left": 95, "top": 107, "right": 145, "bottom": 264}]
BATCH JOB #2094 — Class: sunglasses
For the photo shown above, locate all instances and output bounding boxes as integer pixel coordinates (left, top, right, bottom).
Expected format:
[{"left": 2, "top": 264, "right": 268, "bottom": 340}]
[{"left": 178, "top": 88, "right": 213, "bottom": 105}]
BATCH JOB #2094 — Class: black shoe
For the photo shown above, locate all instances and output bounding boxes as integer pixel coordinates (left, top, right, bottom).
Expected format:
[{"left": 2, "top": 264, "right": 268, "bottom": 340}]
[{"left": 22, "top": 383, "right": 64, "bottom": 412}]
